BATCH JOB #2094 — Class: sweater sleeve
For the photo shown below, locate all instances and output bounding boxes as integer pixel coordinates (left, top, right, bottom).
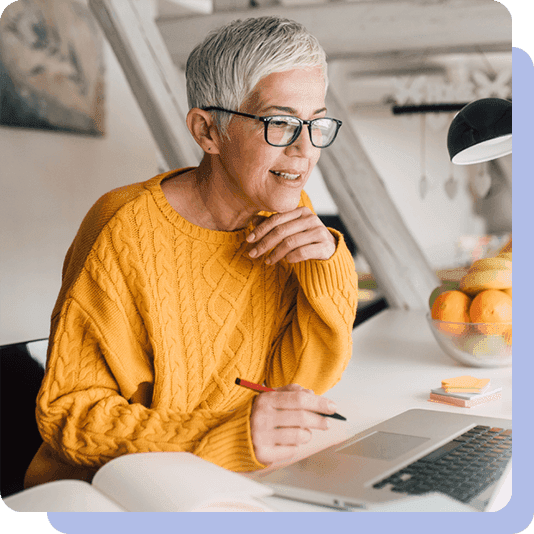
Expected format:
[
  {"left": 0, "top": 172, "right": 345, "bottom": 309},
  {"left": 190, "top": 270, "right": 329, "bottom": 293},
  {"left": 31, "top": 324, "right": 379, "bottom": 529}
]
[
  {"left": 36, "top": 270, "right": 265, "bottom": 474},
  {"left": 265, "top": 192, "right": 359, "bottom": 395}
]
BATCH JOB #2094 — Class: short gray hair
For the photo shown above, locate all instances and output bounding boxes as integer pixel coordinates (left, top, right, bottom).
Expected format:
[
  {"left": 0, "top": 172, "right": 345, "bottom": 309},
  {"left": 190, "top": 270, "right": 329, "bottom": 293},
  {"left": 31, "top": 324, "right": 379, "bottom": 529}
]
[{"left": 186, "top": 16, "right": 328, "bottom": 135}]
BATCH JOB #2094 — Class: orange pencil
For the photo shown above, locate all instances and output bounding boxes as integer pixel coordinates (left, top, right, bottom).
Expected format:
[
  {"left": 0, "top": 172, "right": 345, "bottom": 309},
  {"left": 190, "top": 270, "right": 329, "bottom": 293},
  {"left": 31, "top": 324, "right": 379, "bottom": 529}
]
[{"left": 235, "top": 378, "right": 347, "bottom": 421}]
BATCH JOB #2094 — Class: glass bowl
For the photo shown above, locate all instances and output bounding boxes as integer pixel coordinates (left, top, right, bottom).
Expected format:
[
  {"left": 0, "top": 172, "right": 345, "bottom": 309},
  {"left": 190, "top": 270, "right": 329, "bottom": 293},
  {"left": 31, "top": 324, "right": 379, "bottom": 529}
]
[{"left": 426, "top": 313, "right": 512, "bottom": 368}]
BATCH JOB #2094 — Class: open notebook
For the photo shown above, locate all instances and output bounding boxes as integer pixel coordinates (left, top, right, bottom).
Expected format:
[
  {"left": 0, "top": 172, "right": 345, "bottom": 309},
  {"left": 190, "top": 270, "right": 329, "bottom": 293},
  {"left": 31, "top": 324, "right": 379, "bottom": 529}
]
[{"left": 3, "top": 452, "right": 274, "bottom": 512}]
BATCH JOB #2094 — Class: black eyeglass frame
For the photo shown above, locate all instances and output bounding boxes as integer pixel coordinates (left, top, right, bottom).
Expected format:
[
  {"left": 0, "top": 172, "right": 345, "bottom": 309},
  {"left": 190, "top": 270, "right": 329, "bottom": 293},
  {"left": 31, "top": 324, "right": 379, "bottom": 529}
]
[{"left": 203, "top": 106, "right": 342, "bottom": 148}]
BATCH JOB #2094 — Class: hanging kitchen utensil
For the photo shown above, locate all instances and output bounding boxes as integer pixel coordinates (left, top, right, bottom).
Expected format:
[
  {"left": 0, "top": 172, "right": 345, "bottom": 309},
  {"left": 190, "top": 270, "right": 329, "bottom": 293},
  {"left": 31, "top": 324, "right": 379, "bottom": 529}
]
[
  {"left": 471, "top": 162, "right": 492, "bottom": 198},
  {"left": 444, "top": 162, "right": 458, "bottom": 200},
  {"left": 419, "top": 115, "right": 428, "bottom": 199}
]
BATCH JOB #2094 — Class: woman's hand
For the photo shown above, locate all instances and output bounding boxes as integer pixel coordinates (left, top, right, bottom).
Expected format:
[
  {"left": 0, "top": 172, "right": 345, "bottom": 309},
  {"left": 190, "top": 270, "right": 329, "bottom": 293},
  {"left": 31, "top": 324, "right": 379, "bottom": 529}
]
[
  {"left": 250, "top": 383, "right": 337, "bottom": 466},
  {"left": 247, "top": 207, "right": 336, "bottom": 264}
]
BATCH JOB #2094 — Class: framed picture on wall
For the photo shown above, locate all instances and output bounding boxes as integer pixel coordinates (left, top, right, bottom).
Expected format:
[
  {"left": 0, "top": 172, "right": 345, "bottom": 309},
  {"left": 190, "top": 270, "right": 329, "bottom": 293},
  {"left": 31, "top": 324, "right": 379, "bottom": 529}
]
[{"left": 0, "top": 0, "right": 105, "bottom": 136}]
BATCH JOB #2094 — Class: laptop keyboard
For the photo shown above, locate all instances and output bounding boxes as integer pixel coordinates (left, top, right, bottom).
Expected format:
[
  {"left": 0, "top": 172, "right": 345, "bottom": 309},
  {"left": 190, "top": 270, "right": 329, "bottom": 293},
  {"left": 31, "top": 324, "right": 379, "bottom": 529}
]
[{"left": 372, "top": 425, "right": 512, "bottom": 504}]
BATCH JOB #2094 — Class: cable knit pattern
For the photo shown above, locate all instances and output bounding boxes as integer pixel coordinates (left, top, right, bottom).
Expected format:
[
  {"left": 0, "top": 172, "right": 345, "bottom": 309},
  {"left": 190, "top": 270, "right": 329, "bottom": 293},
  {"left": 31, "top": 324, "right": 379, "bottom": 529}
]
[{"left": 29, "top": 169, "right": 358, "bottom": 485}]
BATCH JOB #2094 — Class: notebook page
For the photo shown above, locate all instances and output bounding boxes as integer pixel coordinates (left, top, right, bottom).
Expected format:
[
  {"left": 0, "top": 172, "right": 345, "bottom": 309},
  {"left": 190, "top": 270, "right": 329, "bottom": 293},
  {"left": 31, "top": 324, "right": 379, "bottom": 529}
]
[
  {"left": 3, "top": 480, "right": 125, "bottom": 512},
  {"left": 92, "top": 452, "right": 273, "bottom": 512}
]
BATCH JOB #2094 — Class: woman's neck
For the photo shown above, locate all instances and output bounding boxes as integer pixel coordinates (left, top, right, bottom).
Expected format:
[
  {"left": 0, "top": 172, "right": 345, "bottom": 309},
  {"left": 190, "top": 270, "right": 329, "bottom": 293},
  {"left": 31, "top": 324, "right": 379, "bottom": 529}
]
[{"left": 191, "top": 157, "right": 258, "bottom": 232}]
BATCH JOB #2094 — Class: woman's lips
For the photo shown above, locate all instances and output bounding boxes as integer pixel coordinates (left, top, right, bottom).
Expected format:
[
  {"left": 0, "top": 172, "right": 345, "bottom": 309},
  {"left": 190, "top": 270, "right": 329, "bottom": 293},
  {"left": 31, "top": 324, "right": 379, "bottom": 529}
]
[{"left": 270, "top": 170, "right": 301, "bottom": 181}]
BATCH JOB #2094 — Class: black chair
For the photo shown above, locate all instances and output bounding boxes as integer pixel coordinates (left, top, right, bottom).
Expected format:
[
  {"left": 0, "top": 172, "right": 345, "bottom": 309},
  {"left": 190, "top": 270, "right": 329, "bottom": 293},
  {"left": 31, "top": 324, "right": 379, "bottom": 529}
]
[
  {"left": 0, "top": 339, "right": 47, "bottom": 498},
  {"left": 353, "top": 296, "right": 389, "bottom": 328}
]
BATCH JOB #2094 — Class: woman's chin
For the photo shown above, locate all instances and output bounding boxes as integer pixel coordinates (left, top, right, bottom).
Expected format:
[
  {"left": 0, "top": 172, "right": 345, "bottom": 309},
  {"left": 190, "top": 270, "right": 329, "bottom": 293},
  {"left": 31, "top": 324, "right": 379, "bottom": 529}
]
[
  {"left": 265, "top": 180, "right": 305, "bottom": 211},
  {"left": 264, "top": 195, "right": 302, "bottom": 214}
]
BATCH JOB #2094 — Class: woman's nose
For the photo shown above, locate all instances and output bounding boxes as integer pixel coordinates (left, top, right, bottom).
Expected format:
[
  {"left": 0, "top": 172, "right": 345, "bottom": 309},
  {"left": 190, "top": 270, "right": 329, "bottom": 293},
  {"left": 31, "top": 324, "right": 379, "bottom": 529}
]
[{"left": 285, "top": 126, "right": 318, "bottom": 157}]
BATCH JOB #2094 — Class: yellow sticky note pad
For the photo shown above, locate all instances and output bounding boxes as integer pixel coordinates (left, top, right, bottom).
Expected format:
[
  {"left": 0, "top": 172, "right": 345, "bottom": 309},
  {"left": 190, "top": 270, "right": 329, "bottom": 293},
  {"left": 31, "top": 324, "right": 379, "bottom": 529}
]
[{"left": 441, "top": 376, "right": 490, "bottom": 392}]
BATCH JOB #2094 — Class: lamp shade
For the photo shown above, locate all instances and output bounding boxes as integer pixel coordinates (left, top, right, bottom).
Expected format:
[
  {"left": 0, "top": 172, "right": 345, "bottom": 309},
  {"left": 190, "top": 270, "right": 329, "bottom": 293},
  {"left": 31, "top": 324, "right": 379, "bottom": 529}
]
[{"left": 447, "top": 98, "right": 512, "bottom": 165}]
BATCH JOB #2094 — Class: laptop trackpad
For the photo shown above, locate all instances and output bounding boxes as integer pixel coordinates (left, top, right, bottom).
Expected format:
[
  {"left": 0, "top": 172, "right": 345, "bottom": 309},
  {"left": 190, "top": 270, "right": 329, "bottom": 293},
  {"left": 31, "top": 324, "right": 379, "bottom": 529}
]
[{"left": 337, "top": 431, "right": 430, "bottom": 461}]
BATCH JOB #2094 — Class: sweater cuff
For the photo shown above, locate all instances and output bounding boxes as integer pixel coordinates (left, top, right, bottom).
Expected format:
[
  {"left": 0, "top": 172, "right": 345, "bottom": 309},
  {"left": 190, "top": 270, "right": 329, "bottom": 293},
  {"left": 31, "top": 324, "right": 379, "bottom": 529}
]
[
  {"left": 194, "top": 399, "right": 266, "bottom": 472},
  {"left": 290, "top": 228, "right": 358, "bottom": 300}
]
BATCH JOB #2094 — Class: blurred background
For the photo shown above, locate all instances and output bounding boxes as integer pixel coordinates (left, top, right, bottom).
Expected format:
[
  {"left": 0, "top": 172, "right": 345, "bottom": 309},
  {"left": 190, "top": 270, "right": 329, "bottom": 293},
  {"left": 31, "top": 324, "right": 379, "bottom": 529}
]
[{"left": 0, "top": 0, "right": 511, "bottom": 344}]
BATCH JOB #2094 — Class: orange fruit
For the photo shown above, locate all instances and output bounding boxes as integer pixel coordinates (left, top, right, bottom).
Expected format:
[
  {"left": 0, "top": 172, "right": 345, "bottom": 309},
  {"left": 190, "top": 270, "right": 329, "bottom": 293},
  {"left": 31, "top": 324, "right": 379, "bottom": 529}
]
[
  {"left": 502, "top": 287, "right": 512, "bottom": 299},
  {"left": 469, "top": 289, "right": 512, "bottom": 335},
  {"left": 431, "top": 290, "right": 471, "bottom": 335},
  {"left": 428, "top": 282, "right": 460, "bottom": 310}
]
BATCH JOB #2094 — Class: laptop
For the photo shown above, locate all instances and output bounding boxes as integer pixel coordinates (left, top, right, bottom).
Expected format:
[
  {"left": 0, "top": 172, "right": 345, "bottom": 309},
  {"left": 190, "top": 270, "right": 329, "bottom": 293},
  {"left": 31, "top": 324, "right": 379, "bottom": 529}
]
[{"left": 248, "top": 408, "right": 512, "bottom": 511}]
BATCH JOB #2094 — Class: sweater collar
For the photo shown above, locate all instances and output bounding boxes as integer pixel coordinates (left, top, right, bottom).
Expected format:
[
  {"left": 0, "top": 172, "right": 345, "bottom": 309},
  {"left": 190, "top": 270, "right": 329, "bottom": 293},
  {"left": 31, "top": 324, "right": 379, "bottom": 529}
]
[{"left": 145, "top": 169, "right": 260, "bottom": 246}]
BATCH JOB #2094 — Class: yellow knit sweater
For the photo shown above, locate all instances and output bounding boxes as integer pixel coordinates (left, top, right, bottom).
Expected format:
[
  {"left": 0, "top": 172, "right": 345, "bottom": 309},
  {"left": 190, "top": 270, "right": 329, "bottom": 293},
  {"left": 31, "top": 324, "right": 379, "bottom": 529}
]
[{"left": 27, "top": 169, "right": 358, "bottom": 486}]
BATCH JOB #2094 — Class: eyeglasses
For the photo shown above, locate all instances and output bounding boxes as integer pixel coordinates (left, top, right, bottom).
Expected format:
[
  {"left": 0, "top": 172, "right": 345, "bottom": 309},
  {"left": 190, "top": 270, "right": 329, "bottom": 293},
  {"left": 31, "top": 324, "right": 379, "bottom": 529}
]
[{"left": 203, "top": 106, "right": 342, "bottom": 148}]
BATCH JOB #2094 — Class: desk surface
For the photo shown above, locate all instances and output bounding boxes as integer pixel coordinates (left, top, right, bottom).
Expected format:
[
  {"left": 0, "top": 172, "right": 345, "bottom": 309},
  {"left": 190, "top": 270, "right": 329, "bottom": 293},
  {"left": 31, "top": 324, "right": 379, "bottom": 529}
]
[{"left": 262, "top": 309, "right": 512, "bottom": 512}]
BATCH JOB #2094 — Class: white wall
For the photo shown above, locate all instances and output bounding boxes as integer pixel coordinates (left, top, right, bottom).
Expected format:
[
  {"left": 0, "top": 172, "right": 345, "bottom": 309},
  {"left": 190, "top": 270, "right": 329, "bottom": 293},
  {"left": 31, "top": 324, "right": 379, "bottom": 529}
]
[
  {"left": 347, "top": 110, "right": 487, "bottom": 269},
  {"left": 0, "top": 32, "right": 159, "bottom": 345},
  {"left": 0, "top": 0, "right": 493, "bottom": 344},
  {"left": 305, "top": 109, "right": 489, "bottom": 270}
]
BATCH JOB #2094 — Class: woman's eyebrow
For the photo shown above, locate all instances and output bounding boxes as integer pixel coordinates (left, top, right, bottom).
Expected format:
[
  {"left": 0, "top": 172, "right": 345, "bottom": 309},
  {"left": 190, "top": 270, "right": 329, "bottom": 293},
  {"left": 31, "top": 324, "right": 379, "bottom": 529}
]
[{"left": 260, "top": 105, "right": 328, "bottom": 116}]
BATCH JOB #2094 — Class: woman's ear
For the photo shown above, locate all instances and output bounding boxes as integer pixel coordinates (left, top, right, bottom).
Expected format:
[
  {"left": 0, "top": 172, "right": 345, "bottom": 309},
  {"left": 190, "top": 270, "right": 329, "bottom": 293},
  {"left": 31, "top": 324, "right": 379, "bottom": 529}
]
[{"left": 186, "top": 108, "right": 221, "bottom": 154}]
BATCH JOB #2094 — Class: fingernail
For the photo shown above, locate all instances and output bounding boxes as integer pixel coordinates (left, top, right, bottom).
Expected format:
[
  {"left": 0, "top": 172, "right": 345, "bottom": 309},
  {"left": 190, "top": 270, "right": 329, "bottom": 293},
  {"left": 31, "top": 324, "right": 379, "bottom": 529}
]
[
  {"left": 328, "top": 401, "right": 337, "bottom": 412},
  {"left": 249, "top": 248, "right": 257, "bottom": 258},
  {"left": 265, "top": 257, "right": 271, "bottom": 265},
  {"left": 247, "top": 232, "right": 255, "bottom": 242},
  {"left": 325, "top": 418, "right": 331, "bottom": 429}
]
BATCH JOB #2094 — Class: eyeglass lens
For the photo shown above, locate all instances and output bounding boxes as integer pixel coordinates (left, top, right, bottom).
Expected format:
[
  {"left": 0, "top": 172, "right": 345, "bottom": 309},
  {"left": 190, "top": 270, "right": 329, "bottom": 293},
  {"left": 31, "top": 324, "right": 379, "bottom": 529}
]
[{"left": 266, "top": 117, "right": 337, "bottom": 147}]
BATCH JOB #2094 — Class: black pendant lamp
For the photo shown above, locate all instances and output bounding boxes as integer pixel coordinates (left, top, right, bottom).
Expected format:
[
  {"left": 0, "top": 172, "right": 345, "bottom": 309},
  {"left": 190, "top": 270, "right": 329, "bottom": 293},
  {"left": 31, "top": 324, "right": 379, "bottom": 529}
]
[{"left": 447, "top": 98, "right": 512, "bottom": 165}]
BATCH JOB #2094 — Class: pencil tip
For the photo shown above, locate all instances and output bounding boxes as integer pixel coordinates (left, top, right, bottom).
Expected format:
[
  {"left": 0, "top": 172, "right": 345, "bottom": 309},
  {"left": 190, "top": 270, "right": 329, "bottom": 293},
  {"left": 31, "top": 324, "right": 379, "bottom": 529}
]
[
  {"left": 235, "top": 378, "right": 241, "bottom": 385},
  {"left": 332, "top": 413, "right": 347, "bottom": 421}
]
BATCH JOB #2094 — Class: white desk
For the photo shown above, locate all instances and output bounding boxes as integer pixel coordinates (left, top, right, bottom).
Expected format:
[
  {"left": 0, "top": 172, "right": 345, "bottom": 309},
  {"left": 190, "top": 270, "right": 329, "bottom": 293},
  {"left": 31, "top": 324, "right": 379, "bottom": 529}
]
[{"left": 262, "top": 309, "right": 512, "bottom": 512}]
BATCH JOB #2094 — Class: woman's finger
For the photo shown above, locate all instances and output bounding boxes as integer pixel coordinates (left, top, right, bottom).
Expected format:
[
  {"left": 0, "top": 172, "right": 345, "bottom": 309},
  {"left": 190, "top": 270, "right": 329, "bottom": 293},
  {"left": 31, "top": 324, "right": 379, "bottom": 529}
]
[
  {"left": 259, "top": 389, "right": 337, "bottom": 417},
  {"left": 283, "top": 242, "right": 336, "bottom": 264},
  {"left": 272, "top": 409, "right": 330, "bottom": 431},
  {"left": 248, "top": 215, "right": 316, "bottom": 259},
  {"left": 272, "top": 427, "right": 312, "bottom": 446},
  {"left": 247, "top": 207, "right": 311, "bottom": 244},
  {"left": 252, "top": 428, "right": 310, "bottom": 465},
  {"left": 276, "top": 383, "right": 315, "bottom": 395},
  {"left": 265, "top": 226, "right": 332, "bottom": 264},
  {"left": 254, "top": 445, "right": 298, "bottom": 465}
]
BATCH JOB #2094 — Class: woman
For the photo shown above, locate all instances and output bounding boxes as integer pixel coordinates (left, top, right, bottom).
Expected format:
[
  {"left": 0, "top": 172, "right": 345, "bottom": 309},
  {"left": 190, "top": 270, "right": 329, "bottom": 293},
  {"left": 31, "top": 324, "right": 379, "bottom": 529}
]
[{"left": 25, "top": 16, "right": 358, "bottom": 488}]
